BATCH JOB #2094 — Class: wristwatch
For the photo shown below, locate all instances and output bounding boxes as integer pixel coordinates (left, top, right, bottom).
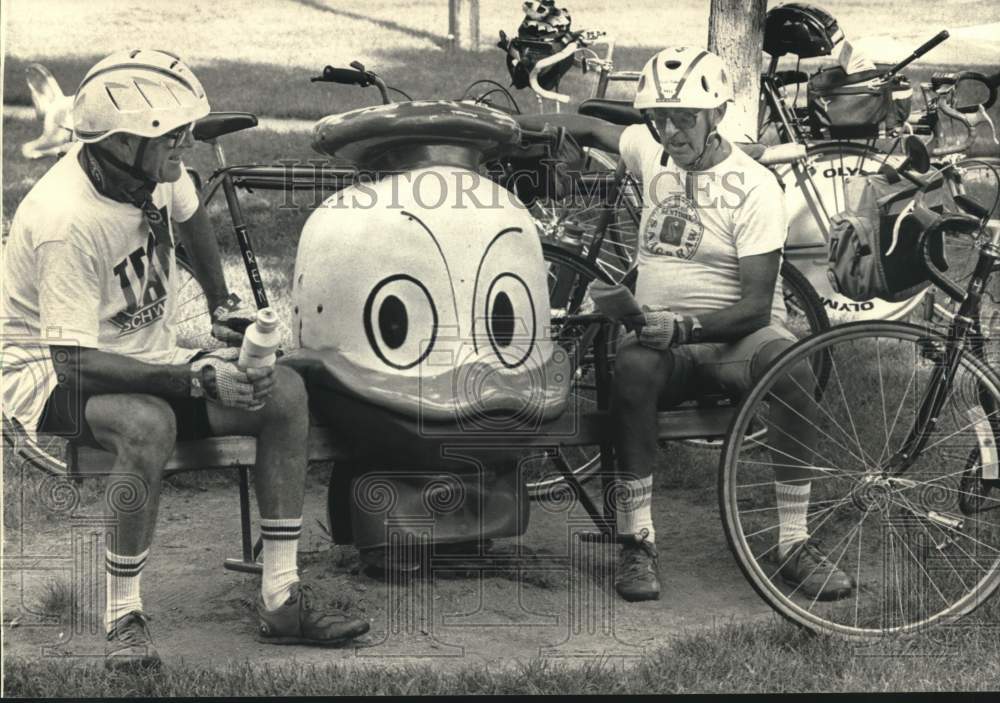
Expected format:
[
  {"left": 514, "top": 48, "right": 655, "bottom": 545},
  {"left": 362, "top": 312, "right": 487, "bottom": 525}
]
[{"left": 688, "top": 316, "right": 704, "bottom": 344}]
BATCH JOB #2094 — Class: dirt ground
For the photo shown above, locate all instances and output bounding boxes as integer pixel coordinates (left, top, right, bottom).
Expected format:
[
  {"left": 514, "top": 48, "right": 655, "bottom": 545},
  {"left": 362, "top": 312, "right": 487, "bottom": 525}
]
[{"left": 2, "top": 459, "right": 775, "bottom": 670}]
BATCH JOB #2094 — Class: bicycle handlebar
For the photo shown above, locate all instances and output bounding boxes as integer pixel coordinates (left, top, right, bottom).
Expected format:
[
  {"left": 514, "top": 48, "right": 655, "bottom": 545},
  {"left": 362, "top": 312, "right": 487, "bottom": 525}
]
[
  {"left": 312, "top": 62, "right": 391, "bottom": 104},
  {"left": 922, "top": 213, "right": 984, "bottom": 301},
  {"left": 931, "top": 70, "right": 999, "bottom": 111},
  {"left": 313, "top": 66, "right": 370, "bottom": 86},
  {"left": 528, "top": 41, "right": 580, "bottom": 104},
  {"left": 884, "top": 29, "right": 949, "bottom": 80}
]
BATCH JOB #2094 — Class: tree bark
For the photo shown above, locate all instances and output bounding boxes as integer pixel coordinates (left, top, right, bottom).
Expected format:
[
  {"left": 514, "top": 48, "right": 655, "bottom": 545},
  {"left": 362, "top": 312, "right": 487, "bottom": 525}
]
[
  {"left": 708, "top": 0, "right": 767, "bottom": 141},
  {"left": 449, "top": 0, "right": 480, "bottom": 51}
]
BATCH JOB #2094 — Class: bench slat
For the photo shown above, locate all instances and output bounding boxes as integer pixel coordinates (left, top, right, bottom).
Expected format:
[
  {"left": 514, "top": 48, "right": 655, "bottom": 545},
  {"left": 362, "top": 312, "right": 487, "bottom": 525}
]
[{"left": 69, "top": 406, "right": 737, "bottom": 476}]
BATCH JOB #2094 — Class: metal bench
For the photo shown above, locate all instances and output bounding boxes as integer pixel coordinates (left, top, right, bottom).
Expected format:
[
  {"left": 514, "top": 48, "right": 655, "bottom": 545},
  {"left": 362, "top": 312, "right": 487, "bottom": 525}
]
[{"left": 65, "top": 401, "right": 737, "bottom": 573}]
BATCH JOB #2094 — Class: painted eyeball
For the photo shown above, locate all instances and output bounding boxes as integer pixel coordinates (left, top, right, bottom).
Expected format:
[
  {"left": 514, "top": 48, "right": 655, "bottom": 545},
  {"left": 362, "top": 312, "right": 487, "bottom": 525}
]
[
  {"left": 363, "top": 274, "right": 439, "bottom": 370},
  {"left": 472, "top": 228, "right": 544, "bottom": 369}
]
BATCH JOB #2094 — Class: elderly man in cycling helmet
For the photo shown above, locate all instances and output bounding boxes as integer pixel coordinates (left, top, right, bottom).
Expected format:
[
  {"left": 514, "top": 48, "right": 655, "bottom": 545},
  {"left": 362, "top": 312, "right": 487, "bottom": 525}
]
[
  {"left": 2, "top": 50, "right": 369, "bottom": 670},
  {"left": 518, "top": 47, "right": 854, "bottom": 603}
]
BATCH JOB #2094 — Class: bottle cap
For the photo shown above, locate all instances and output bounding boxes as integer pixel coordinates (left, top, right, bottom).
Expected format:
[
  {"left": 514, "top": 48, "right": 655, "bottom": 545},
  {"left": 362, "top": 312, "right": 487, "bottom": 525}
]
[{"left": 255, "top": 307, "right": 279, "bottom": 334}]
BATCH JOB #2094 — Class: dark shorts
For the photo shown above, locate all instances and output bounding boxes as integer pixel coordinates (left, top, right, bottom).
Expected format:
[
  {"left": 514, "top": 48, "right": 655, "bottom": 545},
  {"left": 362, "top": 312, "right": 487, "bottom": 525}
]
[
  {"left": 656, "top": 324, "right": 798, "bottom": 408},
  {"left": 36, "top": 385, "right": 213, "bottom": 449}
]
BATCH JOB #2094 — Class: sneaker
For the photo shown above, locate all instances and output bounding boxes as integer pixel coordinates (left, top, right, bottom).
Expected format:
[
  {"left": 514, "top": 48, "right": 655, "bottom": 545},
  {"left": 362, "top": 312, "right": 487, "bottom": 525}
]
[
  {"left": 615, "top": 535, "right": 661, "bottom": 602},
  {"left": 778, "top": 539, "right": 855, "bottom": 601},
  {"left": 105, "top": 611, "right": 161, "bottom": 671},
  {"left": 256, "top": 583, "right": 370, "bottom": 646}
]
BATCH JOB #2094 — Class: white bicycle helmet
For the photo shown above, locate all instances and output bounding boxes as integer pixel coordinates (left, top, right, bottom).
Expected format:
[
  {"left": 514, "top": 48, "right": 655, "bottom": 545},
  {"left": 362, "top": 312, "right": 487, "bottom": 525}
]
[
  {"left": 73, "top": 49, "right": 209, "bottom": 143},
  {"left": 634, "top": 47, "right": 734, "bottom": 111}
]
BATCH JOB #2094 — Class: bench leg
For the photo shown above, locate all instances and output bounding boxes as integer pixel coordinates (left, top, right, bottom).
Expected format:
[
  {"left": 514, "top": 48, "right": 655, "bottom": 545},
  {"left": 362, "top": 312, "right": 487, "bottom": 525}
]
[
  {"left": 578, "top": 323, "right": 627, "bottom": 544},
  {"left": 224, "top": 465, "right": 263, "bottom": 574}
]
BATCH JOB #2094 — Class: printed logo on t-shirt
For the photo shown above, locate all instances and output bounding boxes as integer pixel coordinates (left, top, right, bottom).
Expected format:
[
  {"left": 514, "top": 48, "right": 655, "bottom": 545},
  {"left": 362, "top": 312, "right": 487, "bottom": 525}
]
[
  {"left": 109, "top": 207, "right": 173, "bottom": 336},
  {"left": 644, "top": 194, "right": 704, "bottom": 259}
]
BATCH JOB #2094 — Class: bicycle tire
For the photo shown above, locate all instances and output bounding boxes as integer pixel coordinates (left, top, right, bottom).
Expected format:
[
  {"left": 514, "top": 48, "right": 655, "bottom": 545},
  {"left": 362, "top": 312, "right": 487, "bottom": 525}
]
[
  {"left": 719, "top": 321, "right": 1000, "bottom": 639},
  {"left": 2, "top": 413, "right": 69, "bottom": 478},
  {"left": 525, "top": 243, "right": 613, "bottom": 499}
]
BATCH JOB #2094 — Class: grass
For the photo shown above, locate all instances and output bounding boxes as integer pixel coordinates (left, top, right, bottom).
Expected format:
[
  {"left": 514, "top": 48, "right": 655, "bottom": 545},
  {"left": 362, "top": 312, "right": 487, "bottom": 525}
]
[
  {"left": 35, "top": 578, "right": 73, "bottom": 621},
  {"left": 5, "top": 612, "right": 1000, "bottom": 695},
  {"left": 3, "top": 3, "right": 1000, "bottom": 692}
]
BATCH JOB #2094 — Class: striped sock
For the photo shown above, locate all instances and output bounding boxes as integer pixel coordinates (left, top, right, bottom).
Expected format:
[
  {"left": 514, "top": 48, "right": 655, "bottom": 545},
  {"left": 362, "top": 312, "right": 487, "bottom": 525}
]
[
  {"left": 616, "top": 475, "right": 655, "bottom": 542},
  {"left": 260, "top": 517, "right": 302, "bottom": 611},
  {"left": 105, "top": 549, "right": 148, "bottom": 632},
  {"left": 775, "top": 481, "right": 811, "bottom": 559}
]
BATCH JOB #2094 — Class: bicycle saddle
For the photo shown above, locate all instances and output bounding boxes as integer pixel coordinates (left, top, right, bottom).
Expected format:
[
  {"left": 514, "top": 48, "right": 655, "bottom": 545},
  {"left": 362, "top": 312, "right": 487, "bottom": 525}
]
[
  {"left": 312, "top": 101, "right": 522, "bottom": 171},
  {"left": 193, "top": 112, "right": 258, "bottom": 142},
  {"left": 577, "top": 98, "right": 643, "bottom": 126}
]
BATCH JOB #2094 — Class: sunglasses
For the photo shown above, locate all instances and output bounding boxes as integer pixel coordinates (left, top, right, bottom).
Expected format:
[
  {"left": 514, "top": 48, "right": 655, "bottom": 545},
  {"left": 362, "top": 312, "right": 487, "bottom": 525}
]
[
  {"left": 159, "top": 123, "right": 194, "bottom": 149},
  {"left": 649, "top": 109, "right": 700, "bottom": 130}
]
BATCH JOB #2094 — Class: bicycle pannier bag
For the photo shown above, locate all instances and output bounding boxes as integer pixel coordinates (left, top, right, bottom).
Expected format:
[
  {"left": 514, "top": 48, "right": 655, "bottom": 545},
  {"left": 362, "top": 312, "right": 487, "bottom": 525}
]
[
  {"left": 808, "top": 67, "right": 891, "bottom": 137},
  {"left": 827, "top": 173, "right": 950, "bottom": 302}
]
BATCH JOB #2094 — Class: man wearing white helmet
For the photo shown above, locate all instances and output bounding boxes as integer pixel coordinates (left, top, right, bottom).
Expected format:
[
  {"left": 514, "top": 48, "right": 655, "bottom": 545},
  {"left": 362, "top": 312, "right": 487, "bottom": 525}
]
[
  {"left": 2, "top": 50, "right": 369, "bottom": 669},
  {"left": 518, "top": 47, "right": 853, "bottom": 603}
]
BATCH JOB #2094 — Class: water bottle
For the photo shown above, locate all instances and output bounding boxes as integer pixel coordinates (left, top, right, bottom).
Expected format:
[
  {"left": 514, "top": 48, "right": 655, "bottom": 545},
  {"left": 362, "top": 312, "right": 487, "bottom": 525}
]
[{"left": 238, "top": 308, "right": 281, "bottom": 369}]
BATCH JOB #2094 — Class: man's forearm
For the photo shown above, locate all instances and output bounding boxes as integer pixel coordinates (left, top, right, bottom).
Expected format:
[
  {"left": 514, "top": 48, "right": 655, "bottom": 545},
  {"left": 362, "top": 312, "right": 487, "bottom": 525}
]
[
  {"left": 515, "top": 113, "right": 623, "bottom": 154},
  {"left": 688, "top": 299, "right": 772, "bottom": 344},
  {"left": 52, "top": 346, "right": 192, "bottom": 398},
  {"left": 174, "top": 205, "right": 230, "bottom": 312}
]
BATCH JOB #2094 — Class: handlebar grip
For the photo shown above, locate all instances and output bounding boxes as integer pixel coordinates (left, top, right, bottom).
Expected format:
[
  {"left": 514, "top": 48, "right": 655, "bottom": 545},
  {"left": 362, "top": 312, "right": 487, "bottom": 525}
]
[
  {"left": 914, "top": 30, "right": 950, "bottom": 59},
  {"left": 954, "top": 193, "right": 993, "bottom": 220},
  {"left": 314, "top": 66, "right": 369, "bottom": 85}
]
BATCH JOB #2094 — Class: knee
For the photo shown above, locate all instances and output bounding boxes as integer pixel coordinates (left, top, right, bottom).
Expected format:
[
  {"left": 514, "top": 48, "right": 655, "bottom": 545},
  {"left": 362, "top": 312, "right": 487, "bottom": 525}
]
[
  {"left": 613, "top": 345, "right": 665, "bottom": 406},
  {"left": 93, "top": 395, "right": 177, "bottom": 462},
  {"left": 258, "top": 365, "right": 309, "bottom": 427},
  {"left": 771, "top": 359, "right": 816, "bottom": 405}
]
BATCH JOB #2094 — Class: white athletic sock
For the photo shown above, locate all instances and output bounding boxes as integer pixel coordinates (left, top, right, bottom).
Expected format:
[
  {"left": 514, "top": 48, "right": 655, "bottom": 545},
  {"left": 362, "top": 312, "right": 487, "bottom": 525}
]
[
  {"left": 775, "top": 481, "right": 811, "bottom": 559},
  {"left": 260, "top": 517, "right": 302, "bottom": 611},
  {"left": 616, "top": 475, "right": 655, "bottom": 542},
  {"left": 105, "top": 548, "right": 148, "bottom": 632}
]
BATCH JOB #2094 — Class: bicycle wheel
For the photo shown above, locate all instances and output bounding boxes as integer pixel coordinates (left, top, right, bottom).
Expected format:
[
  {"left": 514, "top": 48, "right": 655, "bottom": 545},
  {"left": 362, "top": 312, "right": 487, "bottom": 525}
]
[
  {"left": 171, "top": 253, "right": 214, "bottom": 349},
  {"left": 2, "top": 413, "right": 69, "bottom": 477},
  {"left": 529, "top": 148, "right": 641, "bottom": 283},
  {"left": 720, "top": 321, "right": 1000, "bottom": 638},
  {"left": 778, "top": 143, "right": 929, "bottom": 324},
  {"left": 524, "top": 244, "right": 613, "bottom": 499}
]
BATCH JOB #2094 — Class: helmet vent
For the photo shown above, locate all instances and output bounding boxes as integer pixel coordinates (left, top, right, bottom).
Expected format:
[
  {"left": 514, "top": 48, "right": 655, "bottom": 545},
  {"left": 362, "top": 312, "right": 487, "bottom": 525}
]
[
  {"left": 701, "top": 76, "right": 710, "bottom": 91},
  {"left": 664, "top": 60, "right": 682, "bottom": 69}
]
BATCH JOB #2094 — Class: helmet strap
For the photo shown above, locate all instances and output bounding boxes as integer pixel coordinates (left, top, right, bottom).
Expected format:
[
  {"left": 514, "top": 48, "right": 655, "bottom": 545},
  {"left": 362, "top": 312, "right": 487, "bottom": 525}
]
[
  {"left": 687, "top": 127, "right": 724, "bottom": 171},
  {"left": 83, "top": 142, "right": 156, "bottom": 207}
]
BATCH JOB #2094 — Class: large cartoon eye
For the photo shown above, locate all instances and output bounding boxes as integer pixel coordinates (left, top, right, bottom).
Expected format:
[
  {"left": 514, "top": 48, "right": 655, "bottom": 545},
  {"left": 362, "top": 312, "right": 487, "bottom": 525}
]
[
  {"left": 363, "top": 274, "right": 438, "bottom": 369},
  {"left": 483, "top": 273, "right": 536, "bottom": 368}
]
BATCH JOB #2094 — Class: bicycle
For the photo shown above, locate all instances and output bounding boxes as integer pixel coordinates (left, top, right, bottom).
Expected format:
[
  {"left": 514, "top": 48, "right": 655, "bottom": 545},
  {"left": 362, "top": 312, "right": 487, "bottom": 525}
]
[
  {"left": 498, "top": 6, "right": 999, "bottom": 328},
  {"left": 718, "top": 136, "right": 1000, "bottom": 637}
]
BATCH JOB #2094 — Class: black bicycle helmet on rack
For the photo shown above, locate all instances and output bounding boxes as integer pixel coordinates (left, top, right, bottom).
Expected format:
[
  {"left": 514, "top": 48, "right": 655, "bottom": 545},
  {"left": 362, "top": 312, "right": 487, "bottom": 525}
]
[
  {"left": 763, "top": 2, "right": 843, "bottom": 58},
  {"left": 497, "top": 0, "right": 575, "bottom": 91}
]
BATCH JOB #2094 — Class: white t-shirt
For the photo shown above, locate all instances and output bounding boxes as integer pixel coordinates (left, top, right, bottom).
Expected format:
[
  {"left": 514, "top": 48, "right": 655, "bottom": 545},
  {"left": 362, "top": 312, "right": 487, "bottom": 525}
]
[
  {"left": 619, "top": 124, "right": 788, "bottom": 322},
  {"left": 2, "top": 143, "right": 201, "bottom": 433}
]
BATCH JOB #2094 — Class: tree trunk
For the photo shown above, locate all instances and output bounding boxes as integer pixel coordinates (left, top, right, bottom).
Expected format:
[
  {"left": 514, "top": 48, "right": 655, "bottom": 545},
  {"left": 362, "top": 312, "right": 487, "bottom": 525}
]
[
  {"left": 449, "top": 0, "right": 480, "bottom": 51},
  {"left": 708, "top": 0, "right": 767, "bottom": 141}
]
